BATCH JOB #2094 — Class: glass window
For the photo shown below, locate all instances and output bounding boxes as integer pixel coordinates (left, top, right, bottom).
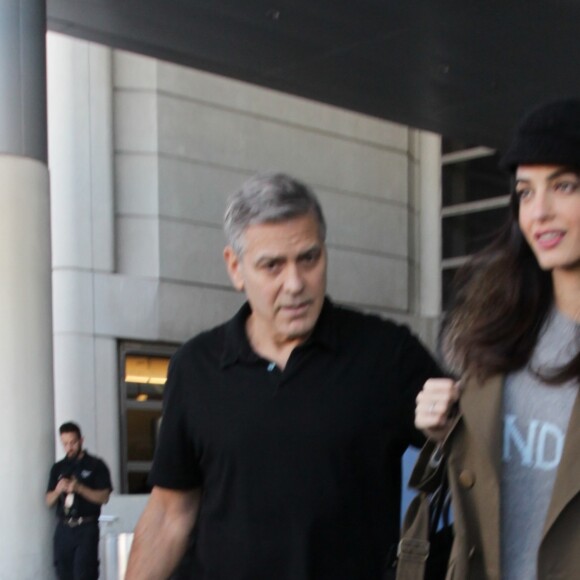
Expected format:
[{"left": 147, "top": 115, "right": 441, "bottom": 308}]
[
  {"left": 127, "top": 472, "right": 151, "bottom": 495},
  {"left": 442, "top": 207, "right": 509, "bottom": 260},
  {"left": 442, "top": 154, "right": 508, "bottom": 206},
  {"left": 126, "top": 408, "right": 162, "bottom": 461},
  {"left": 442, "top": 267, "right": 460, "bottom": 312},
  {"left": 120, "top": 344, "right": 177, "bottom": 494},
  {"left": 442, "top": 138, "right": 474, "bottom": 154},
  {"left": 440, "top": 145, "right": 510, "bottom": 310},
  {"left": 125, "top": 355, "right": 168, "bottom": 402}
]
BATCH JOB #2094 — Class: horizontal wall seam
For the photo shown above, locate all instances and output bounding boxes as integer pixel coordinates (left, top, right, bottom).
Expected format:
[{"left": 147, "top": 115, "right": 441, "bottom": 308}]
[
  {"left": 114, "top": 87, "right": 409, "bottom": 154},
  {"left": 52, "top": 266, "right": 116, "bottom": 275},
  {"left": 114, "top": 150, "right": 410, "bottom": 208}
]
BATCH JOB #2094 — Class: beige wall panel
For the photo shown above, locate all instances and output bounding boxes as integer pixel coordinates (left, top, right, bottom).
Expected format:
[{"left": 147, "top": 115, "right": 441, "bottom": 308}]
[
  {"left": 114, "top": 91, "right": 158, "bottom": 153},
  {"left": 117, "top": 216, "right": 160, "bottom": 277},
  {"left": 52, "top": 270, "right": 95, "bottom": 334},
  {"left": 157, "top": 61, "right": 408, "bottom": 151},
  {"left": 53, "top": 334, "right": 98, "bottom": 441},
  {"left": 94, "top": 337, "right": 121, "bottom": 490},
  {"left": 158, "top": 157, "right": 246, "bottom": 225},
  {"left": 158, "top": 282, "right": 243, "bottom": 342},
  {"left": 155, "top": 165, "right": 410, "bottom": 267},
  {"left": 116, "top": 154, "right": 160, "bottom": 215},
  {"left": 114, "top": 51, "right": 158, "bottom": 90},
  {"left": 156, "top": 163, "right": 409, "bottom": 259},
  {"left": 327, "top": 249, "right": 408, "bottom": 312},
  {"left": 157, "top": 95, "right": 408, "bottom": 204},
  {"left": 317, "top": 189, "right": 408, "bottom": 258},
  {"left": 159, "top": 220, "right": 229, "bottom": 286},
  {"left": 94, "top": 274, "right": 159, "bottom": 340}
]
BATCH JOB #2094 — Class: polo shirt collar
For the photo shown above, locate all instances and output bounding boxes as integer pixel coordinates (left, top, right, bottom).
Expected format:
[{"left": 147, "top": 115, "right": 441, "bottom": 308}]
[{"left": 221, "top": 297, "right": 339, "bottom": 367}]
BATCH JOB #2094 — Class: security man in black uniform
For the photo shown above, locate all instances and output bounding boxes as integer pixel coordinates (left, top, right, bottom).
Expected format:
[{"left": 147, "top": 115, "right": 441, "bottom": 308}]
[{"left": 46, "top": 421, "right": 112, "bottom": 580}]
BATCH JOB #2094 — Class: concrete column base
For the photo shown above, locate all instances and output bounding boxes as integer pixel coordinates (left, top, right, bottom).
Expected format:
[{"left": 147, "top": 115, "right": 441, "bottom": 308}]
[{"left": 0, "top": 155, "right": 55, "bottom": 578}]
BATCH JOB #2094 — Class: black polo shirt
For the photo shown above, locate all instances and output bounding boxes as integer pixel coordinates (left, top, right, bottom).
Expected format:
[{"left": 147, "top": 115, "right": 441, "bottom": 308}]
[
  {"left": 47, "top": 451, "right": 112, "bottom": 520},
  {"left": 149, "top": 298, "right": 441, "bottom": 580}
]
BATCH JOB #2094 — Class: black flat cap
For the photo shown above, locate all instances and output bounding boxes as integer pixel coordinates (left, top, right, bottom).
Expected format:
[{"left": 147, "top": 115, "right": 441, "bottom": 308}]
[{"left": 500, "top": 98, "right": 580, "bottom": 172}]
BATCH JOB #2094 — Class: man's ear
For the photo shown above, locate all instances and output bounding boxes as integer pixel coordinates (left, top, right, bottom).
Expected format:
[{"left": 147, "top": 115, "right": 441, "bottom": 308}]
[{"left": 224, "top": 246, "right": 244, "bottom": 291}]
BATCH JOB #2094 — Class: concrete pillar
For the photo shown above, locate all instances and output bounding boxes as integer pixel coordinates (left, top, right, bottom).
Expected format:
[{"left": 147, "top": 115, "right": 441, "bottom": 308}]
[
  {"left": 418, "top": 132, "right": 442, "bottom": 318},
  {"left": 0, "top": 2, "right": 54, "bottom": 577},
  {"left": 47, "top": 33, "right": 120, "bottom": 487},
  {"left": 0, "top": 0, "right": 47, "bottom": 161}
]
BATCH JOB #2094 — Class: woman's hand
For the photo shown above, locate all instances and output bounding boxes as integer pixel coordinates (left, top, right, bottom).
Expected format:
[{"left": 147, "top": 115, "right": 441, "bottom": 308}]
[{"left": 415, "top": 378, "right": 462, "bottom": 442}]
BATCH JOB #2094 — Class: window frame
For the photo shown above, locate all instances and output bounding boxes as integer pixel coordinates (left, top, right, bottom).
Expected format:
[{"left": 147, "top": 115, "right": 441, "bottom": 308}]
[
  {"left": 118, "top": 341, "right": 178, "bottom": 494},
  {"left": 441, "top": 146, "right": 510, "bottom": 309}
]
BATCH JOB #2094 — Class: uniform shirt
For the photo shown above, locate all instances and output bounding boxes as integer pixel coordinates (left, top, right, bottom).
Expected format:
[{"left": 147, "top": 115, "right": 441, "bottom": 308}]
[
  {"left": 149, "top": 298, "right": 442, "bottom": 580},
  {"left": 47, "top": 451, "right": 112, "bottom": 519}
]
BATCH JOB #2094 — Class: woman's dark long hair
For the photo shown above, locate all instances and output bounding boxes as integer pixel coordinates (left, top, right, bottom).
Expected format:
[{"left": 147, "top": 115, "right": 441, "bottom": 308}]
[{"left": 441, "top": 190, "right": 579, "bottom": 384}]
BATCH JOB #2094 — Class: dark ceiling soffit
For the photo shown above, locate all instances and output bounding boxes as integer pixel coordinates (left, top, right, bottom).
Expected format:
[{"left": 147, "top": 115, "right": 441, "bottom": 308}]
[{"left": 47, "top": 1, "right": 580, "bottom": 150}]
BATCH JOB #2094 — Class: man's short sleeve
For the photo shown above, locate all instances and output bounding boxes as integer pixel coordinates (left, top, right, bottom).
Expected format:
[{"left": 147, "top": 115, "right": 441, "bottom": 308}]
[
  {"left": 47, "top": 464, "right": 59, "bottom": 493},
  {"left": 92, "top": 458, "right": 113, "bottom": 491},
  {"left": 148, "top": 351, "right": 202, "bottom": 489}
]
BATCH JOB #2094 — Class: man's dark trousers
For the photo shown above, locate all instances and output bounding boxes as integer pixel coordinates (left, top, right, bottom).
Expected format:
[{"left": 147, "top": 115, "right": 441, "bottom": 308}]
[{"left": 53, "top": 521, "right": 99, "bottom": 580}]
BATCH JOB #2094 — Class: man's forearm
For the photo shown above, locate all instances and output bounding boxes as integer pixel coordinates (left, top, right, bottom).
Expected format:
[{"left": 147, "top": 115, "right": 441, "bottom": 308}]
[
  {"left": 45, "top": 489, "right": 60, "bottom": 508},
  {"left": 125, "top": 487, "right": 201, "bottom": 580},
  {"left": 75, "top": 484, "right": 110, "bottom": 506},
  {"left": 126, "top": 513, "right": 190, "bottom": 579}
]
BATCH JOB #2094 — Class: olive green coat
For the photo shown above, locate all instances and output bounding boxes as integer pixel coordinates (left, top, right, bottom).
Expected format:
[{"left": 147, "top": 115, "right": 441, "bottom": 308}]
[{"left": 409, "top": 375, "right": 580, "bottom": 580}]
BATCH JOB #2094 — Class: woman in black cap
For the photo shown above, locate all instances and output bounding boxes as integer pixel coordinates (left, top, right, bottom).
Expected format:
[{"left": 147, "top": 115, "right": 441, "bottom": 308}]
[{"left": 412, "top": 99, "right": 580, "bottom": 579}]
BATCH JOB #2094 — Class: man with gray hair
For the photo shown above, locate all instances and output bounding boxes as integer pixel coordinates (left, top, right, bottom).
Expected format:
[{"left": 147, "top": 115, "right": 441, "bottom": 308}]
[{"left": 126, "top": 173, "right": 441, "bottom": 580}]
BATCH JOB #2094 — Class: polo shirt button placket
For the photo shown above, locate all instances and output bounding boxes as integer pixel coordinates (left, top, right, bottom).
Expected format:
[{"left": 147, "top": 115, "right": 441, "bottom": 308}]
[{"left": 266, "top": 361, "right": 283, "bottom": 394}]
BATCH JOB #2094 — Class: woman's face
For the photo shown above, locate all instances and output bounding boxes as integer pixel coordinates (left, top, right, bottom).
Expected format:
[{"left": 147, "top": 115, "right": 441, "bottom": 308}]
[{"left": 516, "top": 164, "right": 580, "bottom": 275}]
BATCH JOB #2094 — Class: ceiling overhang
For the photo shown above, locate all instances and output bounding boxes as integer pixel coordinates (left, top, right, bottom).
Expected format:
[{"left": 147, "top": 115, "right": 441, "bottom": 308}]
[{"left": 47, "top": 1, "right": 580, "bottom": 149}]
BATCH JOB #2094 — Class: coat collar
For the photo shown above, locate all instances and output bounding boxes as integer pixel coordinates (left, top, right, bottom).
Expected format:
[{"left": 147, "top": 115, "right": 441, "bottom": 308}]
[{"left": 459, "top": 374, "right": 579, "bottom": 542}]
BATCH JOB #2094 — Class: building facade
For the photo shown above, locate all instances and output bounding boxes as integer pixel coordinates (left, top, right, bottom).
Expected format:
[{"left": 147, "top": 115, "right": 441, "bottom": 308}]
[{"left": 44, "top": 31, "right": 443, "bottom": 575}]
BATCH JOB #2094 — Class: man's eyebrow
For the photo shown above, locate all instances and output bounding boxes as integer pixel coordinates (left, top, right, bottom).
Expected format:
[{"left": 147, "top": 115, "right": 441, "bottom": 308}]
[
  {"left": 297, "top": 245, "right": 322, "bottom": 258},
  {"left": 253, "top": 245, "right": 322, "bottom": 265},
  {"left": 254, "top": 254, "right": 284, "bottom": 265}
]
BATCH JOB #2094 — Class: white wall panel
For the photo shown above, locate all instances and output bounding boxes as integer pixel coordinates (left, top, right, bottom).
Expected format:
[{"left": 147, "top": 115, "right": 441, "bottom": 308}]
[
  {"left": 93, "top": 274, "right": 159, "bottom": 340},
  {"left": 116, "top": 154, "right": 160, "bottom": 215},
  {"left": 114, "top": 51, "right": 158, "bottom": 90},
  {"left": 327, "top": 249, "right": 408, "bottom": 312},
  {"left": 318, "top": 189, "right": 408, "bottom": 257},
  {"left": 157, "top": 61, "right": 408, "bottom": 151},
  {"left": 94, "top": 336, "right": 121, "bottom": 489},
  {"left": 116, "top": 216, "right": 160, "bottom": 277},
  {"left": 52, "top": 270, "right": 95, "bottom": 334},
  {"left": 157, "top": 95, "right": 408, "bottom": 203},
  {"left": 159, "top": 220, "right": 229, "bottom": 286},
  {"left": 53, "top": 334, "right": 98, "bottom": 438},
  {"left": 158, "top": 283, "right": 243, "bottom": 342},
  {"left": 158, "top": 157, "right": 244, "bottom": 224},
  {"left": 114, "top": 91, "right": 158, "bottom": 152}
]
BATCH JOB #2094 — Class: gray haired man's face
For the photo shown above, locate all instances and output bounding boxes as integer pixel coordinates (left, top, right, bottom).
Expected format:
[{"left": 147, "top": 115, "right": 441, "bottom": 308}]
[{"left": 224, "top": 212, "right": 327, "bottom": 349}]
